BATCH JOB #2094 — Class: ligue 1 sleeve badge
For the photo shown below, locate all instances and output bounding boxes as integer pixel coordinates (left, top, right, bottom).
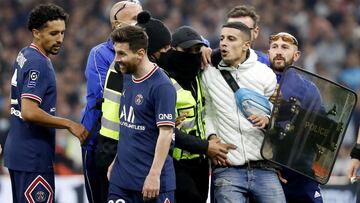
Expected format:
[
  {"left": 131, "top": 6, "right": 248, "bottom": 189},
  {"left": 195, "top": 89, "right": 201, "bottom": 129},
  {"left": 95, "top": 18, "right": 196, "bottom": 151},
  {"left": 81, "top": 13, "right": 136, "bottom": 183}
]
[
  {"left": 28, "top": 69, "right": 40, "bottom": 87},
  {"left": 135, "top": 94, "right": 144, "bottom": 105}
]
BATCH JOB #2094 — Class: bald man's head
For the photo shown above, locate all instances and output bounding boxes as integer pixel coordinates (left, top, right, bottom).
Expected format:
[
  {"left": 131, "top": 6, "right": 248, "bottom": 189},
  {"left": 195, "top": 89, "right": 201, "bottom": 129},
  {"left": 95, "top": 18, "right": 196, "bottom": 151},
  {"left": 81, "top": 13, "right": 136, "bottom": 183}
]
[{"left": 110, "top": 1, "right": 142, "bottom": 29}]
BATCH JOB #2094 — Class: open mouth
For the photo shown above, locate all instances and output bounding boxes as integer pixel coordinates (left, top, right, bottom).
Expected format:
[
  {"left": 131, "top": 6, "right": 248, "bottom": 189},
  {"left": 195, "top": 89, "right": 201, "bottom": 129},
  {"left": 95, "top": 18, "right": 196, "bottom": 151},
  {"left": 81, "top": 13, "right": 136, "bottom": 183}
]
[
  {"left": 118, "top": 63, "right": 125, "bottom": 70},
  {"left": 221, "top": 49, "right": 228, "bottom": 56}
]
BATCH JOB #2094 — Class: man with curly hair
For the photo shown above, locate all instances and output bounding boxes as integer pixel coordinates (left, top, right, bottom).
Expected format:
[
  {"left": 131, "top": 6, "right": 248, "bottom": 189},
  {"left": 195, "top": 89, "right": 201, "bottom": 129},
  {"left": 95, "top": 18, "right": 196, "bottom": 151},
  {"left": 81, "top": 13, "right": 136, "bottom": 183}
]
[{"left": 4, "top": 3, "right": 88, "bottom": 203}]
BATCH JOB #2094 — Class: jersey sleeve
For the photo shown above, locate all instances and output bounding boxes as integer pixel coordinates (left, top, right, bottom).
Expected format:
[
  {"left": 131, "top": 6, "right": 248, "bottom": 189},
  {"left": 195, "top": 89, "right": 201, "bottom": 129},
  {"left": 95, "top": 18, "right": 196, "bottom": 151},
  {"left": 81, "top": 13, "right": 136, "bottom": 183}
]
[
  {"left": 154, "top": 83, "right": 176, "bottom": 127},
  {"left": 20, "top": 58, "right": 49, "bottom": 104},
  {"left": 81, "top": 46, "right": 110, "bottom": 131}
]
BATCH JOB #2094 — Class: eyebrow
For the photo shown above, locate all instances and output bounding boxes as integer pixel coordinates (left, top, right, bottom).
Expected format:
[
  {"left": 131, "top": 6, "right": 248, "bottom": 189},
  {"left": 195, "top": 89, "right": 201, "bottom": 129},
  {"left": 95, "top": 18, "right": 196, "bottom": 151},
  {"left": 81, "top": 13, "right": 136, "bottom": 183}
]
[{"left": 114, "top": 3, "right": 127, "bottom": 21}]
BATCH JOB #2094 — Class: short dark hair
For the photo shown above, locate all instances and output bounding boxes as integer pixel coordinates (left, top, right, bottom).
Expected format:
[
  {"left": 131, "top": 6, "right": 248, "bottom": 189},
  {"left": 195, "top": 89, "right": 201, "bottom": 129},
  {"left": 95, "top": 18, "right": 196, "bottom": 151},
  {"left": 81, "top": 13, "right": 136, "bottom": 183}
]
[
  {"left": 111, "top": 25, "right": 148, "bottom": 53},
  {"left": 227, "top": 5, "right": 259, "bottom": 27},
  {"left": 222, "top": 22, "right": 251, "bottom": 41},
  {"left": 27, "top": 3, "right": 69, "bottom": 31}
]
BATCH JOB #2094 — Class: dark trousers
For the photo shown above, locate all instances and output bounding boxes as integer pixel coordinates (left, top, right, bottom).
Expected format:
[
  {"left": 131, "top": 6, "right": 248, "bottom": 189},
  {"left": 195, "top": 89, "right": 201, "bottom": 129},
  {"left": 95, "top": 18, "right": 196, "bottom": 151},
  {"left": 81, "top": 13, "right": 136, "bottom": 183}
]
[
  {"left": 82, "top": 147, "right": 109, "bottom": 203},
  {"left": 174, "top": 157, "right": 209, "bottom": 203},
  {"left": 82, "top": 135, "right": 117, "bottom": 203}
]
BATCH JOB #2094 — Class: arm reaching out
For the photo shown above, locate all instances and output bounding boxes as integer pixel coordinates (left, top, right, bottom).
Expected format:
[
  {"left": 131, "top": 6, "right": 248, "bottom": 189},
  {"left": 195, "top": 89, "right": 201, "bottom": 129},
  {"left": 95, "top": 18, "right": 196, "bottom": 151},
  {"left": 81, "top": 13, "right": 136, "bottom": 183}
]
[{"left": 22, "top": 98, "right": 88, "bottom": 143}]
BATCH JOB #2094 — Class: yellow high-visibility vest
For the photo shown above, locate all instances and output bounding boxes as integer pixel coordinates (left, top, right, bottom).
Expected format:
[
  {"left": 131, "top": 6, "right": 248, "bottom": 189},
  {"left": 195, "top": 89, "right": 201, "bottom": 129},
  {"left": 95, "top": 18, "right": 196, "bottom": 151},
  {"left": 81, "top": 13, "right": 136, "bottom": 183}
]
[
  {"left": 99, "top": 62, "right": 122, "bottom": 140},
  {"left": 172, "top": 75, "right": 206, "bottom": 160}
]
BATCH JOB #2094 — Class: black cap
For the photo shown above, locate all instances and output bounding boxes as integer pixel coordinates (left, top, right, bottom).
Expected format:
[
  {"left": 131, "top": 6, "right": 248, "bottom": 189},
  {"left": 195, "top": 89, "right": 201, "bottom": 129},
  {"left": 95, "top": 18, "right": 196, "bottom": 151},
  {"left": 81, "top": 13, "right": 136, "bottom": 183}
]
[
  {"left": 136, "top": 11, "right": 171, "bottom": 55},
  {"left": 172, "top": 26, "right": 206, "bottom": 49}
]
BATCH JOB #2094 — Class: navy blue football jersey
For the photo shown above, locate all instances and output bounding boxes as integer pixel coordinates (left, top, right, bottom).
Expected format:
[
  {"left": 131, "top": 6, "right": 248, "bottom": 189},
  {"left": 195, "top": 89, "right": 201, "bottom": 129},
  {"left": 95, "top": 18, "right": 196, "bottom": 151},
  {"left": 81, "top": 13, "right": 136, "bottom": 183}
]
[
  {"left": 110, "top": 65, "right": 176, "bottom": 192},
  {"left": 4, "top": 43, "right": 57, "bottom": 172}
]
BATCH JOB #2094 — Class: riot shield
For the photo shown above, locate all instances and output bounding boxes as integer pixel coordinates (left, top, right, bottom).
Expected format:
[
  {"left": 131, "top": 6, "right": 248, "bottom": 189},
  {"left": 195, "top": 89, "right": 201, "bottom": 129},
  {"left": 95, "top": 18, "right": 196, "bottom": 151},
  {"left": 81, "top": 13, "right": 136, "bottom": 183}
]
[{"left": 261, "top": 66, "right": 357, "bottom": 184}]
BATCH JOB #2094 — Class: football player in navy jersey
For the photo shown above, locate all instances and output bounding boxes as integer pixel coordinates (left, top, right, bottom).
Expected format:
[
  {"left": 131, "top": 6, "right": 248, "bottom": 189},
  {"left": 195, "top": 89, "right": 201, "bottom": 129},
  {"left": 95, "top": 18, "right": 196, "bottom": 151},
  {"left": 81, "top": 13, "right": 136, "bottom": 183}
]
[
  {"left": 4, "top": 3, "right": 88, "bottom": 203},
  {"left": 107, "top": 25, "right": 176, "bottom": 203}
]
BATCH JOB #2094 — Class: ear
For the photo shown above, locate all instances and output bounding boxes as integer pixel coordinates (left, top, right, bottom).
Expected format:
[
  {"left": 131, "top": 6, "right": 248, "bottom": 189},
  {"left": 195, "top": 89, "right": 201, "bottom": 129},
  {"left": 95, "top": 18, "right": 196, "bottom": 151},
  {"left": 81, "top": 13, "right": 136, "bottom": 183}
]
[
  {"left": 111, "top": 21, "right": 117, "bottom": 30},
  {"left": 137, "top": 48, "right": 146, "bottom": 59},
  {"left": 293, "top": 50, "right": 301, "bottom": 62},
  {"left": 32, "top": 29, "right": 40, "bottom": 40},
  {"left": 252, "top": 26, "right": 259, "bottom": 40},
  {"left": 243, "top": 41, "right": 251, "bottom": 51}
]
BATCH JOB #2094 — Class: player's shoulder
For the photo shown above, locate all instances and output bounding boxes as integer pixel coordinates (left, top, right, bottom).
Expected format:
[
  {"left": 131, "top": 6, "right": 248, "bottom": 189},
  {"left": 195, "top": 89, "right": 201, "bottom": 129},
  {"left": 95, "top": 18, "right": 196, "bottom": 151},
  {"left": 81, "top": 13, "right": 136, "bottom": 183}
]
[
  {"left": 154, "top": 67, "right": 173, "bottom": 85},
  {"left": 19, "top": 47, "right": 50, "bottom": 71}
]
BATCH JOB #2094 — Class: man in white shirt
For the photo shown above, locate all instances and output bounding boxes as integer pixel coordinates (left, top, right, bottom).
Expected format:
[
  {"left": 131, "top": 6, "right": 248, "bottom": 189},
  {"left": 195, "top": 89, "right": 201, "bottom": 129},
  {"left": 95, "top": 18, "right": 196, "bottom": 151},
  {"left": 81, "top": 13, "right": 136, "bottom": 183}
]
[{"left": 202, "top": 21, "right": 286, "bottom": 203}]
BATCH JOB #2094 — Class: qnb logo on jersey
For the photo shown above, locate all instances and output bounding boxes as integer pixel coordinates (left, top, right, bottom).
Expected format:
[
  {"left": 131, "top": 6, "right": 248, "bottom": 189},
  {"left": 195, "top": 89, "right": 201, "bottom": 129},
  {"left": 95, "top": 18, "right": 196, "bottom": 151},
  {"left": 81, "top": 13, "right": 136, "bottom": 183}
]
[
  {"left": 10, "top": 107, "right": 22, "bottom": 119},
  {"left": 159, "top": 113, "right": 173, "bottom": 120},
  {"left": 120, "top": 104, "right": 145, "bottom": 131}
]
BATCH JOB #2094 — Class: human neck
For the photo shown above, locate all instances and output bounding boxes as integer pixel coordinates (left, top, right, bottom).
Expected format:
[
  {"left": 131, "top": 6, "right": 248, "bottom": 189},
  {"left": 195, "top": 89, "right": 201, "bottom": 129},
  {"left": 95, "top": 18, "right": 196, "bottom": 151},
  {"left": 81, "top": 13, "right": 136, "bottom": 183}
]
[
  {"left": 228, "top": 50, "right": 248, "bottom": 67},
  {"left": 31, "top": 41, "right": 49, "bottom": 57},
  {"left": 133, "top": 57, "right": 153, "bottom": 79}
]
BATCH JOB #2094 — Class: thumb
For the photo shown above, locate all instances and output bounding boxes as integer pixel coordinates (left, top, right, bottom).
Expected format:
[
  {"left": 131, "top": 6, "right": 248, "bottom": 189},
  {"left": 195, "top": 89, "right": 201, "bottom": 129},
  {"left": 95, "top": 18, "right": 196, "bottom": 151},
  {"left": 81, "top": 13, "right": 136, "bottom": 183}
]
[{"left": 225, "top": 144, "right": 237, "bottom": 150}]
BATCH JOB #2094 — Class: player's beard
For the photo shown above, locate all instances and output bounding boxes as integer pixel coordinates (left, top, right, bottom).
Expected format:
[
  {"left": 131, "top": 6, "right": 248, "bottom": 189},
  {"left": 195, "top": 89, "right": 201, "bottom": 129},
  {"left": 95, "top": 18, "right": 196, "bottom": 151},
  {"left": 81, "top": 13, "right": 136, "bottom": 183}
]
[
  {"left": 119, "top": 61, "right": 138, "bottom": 74},
  {"left": 48, "top": 44, "right": 62, "bottom": 55},
  {"left": 270, "top": 56, "right": 294, "bottom": 72}
]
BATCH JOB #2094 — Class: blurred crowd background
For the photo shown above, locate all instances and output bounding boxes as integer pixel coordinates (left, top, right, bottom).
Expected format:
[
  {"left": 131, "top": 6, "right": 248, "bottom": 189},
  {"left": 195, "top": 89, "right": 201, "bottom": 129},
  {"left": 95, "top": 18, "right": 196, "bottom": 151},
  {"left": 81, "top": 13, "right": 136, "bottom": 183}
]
[{"left": 0, "top": 0, "right": 360, "bottom": 181}]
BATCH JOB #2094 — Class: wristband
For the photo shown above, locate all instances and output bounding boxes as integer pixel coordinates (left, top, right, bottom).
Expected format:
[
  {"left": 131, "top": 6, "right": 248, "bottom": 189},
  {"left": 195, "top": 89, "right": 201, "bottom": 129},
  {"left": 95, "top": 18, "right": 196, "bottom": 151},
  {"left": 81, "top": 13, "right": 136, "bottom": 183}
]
[{"left": 350, "top": 143, "right": 360, "bottom": 160}]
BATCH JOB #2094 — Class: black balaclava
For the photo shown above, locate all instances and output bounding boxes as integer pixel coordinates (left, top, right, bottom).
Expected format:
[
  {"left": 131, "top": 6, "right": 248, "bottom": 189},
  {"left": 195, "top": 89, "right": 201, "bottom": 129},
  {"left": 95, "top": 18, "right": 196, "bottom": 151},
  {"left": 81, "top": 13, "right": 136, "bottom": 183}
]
[{"left": 157, "top": 49, "right": 201, "bottom": 88}]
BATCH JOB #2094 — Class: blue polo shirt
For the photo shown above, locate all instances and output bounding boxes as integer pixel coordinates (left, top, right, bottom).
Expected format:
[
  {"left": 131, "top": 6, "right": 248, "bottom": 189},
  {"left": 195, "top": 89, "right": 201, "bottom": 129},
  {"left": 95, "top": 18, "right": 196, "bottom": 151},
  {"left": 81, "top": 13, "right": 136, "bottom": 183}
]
[{"left": 4, "top": 44, "right": 57, "bottom": 172}]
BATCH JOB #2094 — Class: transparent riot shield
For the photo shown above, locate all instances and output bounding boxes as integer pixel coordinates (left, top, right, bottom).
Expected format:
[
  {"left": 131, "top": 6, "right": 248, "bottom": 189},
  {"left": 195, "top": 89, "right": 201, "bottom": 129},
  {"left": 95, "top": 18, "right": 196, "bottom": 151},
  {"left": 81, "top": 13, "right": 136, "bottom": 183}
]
[{"left": 261, "top": 66, "right": 357, "bottom": 184}]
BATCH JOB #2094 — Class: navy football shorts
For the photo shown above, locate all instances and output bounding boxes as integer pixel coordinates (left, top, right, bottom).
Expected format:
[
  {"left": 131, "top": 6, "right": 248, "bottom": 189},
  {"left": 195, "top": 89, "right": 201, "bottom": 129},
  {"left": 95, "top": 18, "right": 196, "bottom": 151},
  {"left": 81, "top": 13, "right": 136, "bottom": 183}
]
[
  {"left": 9, "top": 169, "right": 55, "bottom": 203},
  {"left": 108, "top": 182, "right": 174, "bottom": 203}
]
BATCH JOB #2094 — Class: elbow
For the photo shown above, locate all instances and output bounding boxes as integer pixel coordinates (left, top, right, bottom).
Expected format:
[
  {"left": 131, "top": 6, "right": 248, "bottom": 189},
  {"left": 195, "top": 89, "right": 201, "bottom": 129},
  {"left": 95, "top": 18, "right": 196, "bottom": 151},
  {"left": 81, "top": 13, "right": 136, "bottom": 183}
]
[{"left": 21, "top": 109, "right": 34, "bottom": 122}]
